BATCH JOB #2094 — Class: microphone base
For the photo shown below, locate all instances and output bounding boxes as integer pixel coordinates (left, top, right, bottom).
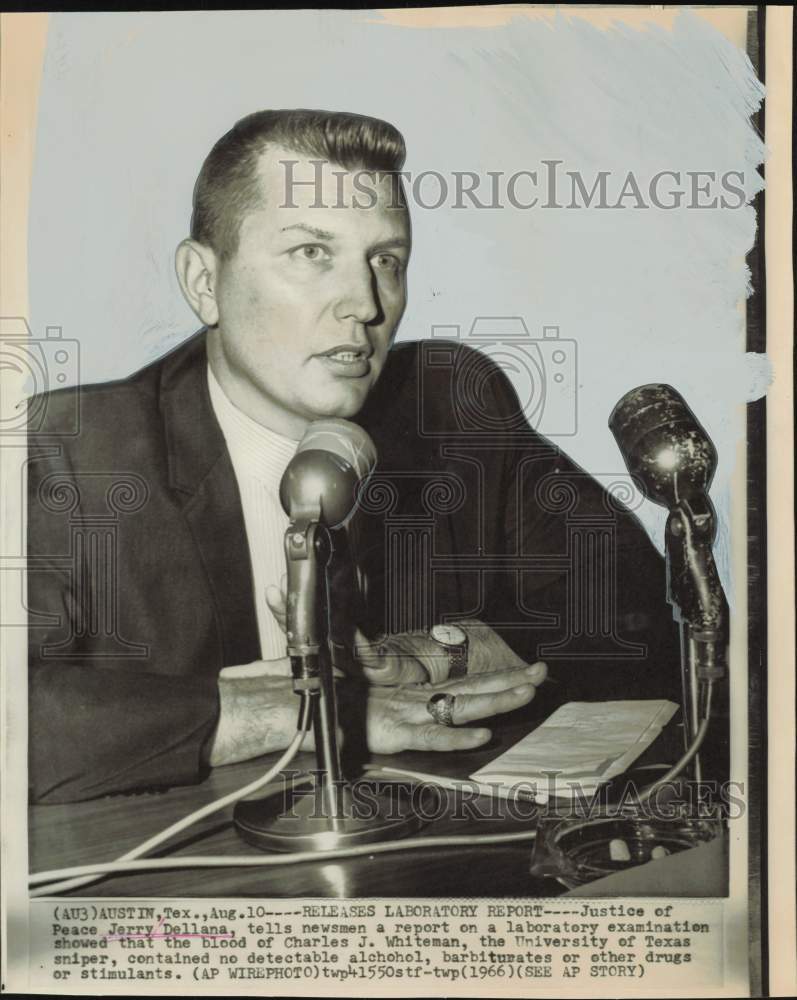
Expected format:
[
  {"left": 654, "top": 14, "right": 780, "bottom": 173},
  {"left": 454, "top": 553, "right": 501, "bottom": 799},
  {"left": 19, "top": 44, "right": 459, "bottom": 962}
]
[
  {"left": 234, "top": 780, "right": 436, "bottom": 853},
  {"left": 530, "top": 808, "right": 724, "bottom": 890}
]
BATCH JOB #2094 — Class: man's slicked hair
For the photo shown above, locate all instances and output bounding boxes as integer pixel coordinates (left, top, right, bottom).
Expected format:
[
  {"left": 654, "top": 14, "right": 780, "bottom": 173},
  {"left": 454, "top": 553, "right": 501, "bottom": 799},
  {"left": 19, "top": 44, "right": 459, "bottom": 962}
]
[{"left": 190, "top": 109, "right": 407, "bottom": 259}]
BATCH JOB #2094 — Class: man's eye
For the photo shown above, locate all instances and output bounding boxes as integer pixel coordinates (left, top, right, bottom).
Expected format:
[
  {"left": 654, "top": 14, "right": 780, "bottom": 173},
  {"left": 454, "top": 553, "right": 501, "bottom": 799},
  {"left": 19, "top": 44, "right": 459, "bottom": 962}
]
[
  {"left": 372, "top": 253, "right": 401, "bottom": 273},
  {"left": 291, "top": 245, "right": 330, "bottom": 263}
]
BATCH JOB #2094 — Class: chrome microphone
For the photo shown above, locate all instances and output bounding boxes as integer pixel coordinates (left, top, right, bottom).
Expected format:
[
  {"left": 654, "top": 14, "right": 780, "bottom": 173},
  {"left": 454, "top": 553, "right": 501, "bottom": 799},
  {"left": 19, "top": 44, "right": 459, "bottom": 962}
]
[
  {"left": 235, "top": 420, "right": 430, "bottom": 852},
  {"left": 278, "top": 418, "right": 376, "bottom": 668},
  {"left": 279, "top": 418, "right": 377, "bottom": 527}
]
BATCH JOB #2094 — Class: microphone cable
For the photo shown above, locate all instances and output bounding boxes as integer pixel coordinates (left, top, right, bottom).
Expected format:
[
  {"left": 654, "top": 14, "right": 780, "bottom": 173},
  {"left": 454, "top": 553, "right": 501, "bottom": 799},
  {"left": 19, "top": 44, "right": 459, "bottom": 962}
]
[
  {"left": 29, "top": 687, "right": 715, "bottom": 895},
  {"left": 30, "top": 693, "right": 314, "bottom": 898}
]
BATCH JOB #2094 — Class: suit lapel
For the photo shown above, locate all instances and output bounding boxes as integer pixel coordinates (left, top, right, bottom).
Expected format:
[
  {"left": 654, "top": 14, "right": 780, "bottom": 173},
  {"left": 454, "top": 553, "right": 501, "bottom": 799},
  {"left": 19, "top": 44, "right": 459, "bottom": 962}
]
[
  {"left": 159, "top": 332, "right": 260, "bottom": 667},
  {"left": 181, "top": 458, "right": 261, "bottom": 666}
]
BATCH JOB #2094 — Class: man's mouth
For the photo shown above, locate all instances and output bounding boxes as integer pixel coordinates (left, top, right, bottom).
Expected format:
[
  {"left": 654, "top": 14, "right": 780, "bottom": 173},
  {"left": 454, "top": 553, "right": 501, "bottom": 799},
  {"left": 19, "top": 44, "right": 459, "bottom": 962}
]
[
  {"left": 316, "top": 344, "right": 373, "bottom": 377},
  {"left": 325, "top": 349, "right": 364, "bottom": 363}
]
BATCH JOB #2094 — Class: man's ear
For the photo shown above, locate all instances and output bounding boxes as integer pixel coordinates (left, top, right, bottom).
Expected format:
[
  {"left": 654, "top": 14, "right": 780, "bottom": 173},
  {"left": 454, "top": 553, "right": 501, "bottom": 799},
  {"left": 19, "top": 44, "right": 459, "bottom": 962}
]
[{"left": 175, "top": 239, "right": 220, "bottom": 327}]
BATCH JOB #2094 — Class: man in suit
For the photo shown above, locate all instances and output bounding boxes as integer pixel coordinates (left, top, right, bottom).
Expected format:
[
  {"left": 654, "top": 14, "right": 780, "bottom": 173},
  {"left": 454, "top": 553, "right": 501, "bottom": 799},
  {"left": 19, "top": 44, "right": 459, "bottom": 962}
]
[{"left": 27, "top": 110, "right": 679, "bottom": 805}]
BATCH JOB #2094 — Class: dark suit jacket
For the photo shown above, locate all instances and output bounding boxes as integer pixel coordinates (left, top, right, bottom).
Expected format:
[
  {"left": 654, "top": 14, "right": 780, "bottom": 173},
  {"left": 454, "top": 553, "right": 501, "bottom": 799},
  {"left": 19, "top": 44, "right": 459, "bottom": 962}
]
[{"left": 28, "top": 331, "right": 680, "bottom": 803}]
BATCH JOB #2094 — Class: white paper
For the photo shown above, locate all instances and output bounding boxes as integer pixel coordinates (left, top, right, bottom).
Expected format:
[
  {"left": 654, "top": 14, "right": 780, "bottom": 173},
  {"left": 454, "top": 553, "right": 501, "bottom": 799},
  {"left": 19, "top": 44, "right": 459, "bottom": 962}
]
[{"left": 471, "top": 700, "right": 679, "bottom": 795}]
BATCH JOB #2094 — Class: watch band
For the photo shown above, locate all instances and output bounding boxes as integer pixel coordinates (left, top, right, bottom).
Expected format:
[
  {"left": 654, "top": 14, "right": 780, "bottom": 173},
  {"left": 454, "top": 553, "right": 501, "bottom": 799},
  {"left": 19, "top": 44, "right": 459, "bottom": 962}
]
[{"left": 446, "top": 640, "right": 469, "bottom": 679}]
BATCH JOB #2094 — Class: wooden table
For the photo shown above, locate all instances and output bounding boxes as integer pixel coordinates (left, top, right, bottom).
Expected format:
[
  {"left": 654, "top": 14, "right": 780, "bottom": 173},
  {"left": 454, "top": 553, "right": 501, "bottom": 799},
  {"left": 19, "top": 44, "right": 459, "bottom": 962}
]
[{"left": 29, "top": 698, "right": 690, "bottom": 898}]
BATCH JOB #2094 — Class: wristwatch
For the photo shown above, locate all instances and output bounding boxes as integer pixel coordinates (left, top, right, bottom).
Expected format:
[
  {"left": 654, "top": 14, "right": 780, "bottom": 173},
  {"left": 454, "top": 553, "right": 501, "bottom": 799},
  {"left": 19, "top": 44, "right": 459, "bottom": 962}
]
[{"left": 429, "top": 623, "right": 469, "bottom": 681}]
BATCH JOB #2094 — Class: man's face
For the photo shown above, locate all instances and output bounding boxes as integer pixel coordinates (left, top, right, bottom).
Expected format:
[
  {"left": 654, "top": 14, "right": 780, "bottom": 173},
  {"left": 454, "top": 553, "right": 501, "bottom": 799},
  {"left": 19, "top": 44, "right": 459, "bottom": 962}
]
[{"left": 208, "top": 145, "right": 410, "bottom": 438}]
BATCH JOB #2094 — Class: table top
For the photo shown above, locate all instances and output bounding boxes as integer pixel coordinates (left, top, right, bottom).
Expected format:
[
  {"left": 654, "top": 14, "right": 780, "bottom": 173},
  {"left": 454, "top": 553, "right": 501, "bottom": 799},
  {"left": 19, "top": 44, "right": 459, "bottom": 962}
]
[{"left": 29, "top": 696, "right": 690, "bottom": 898}]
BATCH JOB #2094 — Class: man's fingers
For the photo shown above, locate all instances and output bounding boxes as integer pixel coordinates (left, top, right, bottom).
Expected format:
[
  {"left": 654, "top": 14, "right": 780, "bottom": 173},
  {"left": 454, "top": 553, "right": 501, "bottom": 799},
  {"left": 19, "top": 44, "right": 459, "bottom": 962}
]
[
  {"left": 361, "top": 662, "right": 428, "bottom": 684},
  {"left": 352, "top": 629, "right": 413, "bottom": 670},
  {"left": 444, "top": 662, "right": 547, "bottom": 695},
  {"left": 359, "top": 658, "right": 428, "bottom": 684},
  {"left": 219, "top": 658, "right": 291, "bottom": 679},
  {"left": 353, "top": 628, "right": 428, "bottom": 683},
  {"left": 406, "top": 683, "right": 536, "bottom": 725},
  {"left": 352, "top": 628, "right": 388, "bottom": 667},
  {"left": 449, "top": 684, "right": 536, "bottom": 724},
  {"left": 401, "top": 723, "right": 492, "bottom": 752},
  {"left": 266, "top": 584, "right": 287, "bottom": 631},
  {"left": 527, "top": 660, "right": 547, "bottom": 684}
]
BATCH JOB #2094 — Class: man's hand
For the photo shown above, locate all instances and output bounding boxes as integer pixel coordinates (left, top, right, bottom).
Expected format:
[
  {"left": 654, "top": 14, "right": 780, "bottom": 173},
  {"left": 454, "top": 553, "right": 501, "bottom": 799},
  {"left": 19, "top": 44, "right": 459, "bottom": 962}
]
[
  {"left": 204, "top": 670, "right": 300, "bottom": 768},
  {"left": 265, "top": 578, "right": 537, "bottom": 685},
  {"left": 361, "top": 660, "right": 547, "bottom": 753},
  {"left": 350, "top": 621, "right": 534, "bottom": 685},
  {"left": 205, "top": 659, "right": 547, "bottom": 766}
]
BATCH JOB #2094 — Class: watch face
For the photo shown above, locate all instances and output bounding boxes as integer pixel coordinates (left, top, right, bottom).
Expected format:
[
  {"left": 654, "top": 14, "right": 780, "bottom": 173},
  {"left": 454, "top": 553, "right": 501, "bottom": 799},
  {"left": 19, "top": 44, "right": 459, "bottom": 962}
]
[{"left": 431, "top": 623, "right": 467, "bottom": 647}]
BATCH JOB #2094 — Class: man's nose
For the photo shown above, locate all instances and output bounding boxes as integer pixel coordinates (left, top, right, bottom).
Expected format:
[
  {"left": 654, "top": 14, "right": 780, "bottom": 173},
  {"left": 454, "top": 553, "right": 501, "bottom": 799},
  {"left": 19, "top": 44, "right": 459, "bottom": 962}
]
[{"left": 334, "top": 260, "right": 381, "bottom": 325}]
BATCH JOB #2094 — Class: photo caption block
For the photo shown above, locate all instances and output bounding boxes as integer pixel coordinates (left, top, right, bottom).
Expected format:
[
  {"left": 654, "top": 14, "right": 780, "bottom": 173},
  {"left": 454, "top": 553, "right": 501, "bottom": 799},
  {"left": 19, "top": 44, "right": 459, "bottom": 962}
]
[{"left": 28, "top": 897, "right": 725, "bottom": 994}]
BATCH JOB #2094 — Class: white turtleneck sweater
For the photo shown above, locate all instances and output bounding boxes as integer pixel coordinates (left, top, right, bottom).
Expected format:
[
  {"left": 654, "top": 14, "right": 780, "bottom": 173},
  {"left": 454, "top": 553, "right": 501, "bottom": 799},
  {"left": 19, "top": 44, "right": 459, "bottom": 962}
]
[{"left": 207, "top": 364, "right": 298, "bottom": 664}]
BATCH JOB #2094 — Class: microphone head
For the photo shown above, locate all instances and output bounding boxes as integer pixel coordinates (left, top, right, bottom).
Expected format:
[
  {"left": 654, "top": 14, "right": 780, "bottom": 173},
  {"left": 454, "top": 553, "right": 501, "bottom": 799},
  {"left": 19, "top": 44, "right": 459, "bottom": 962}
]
[
  {"left": 609, "top": 384, "right": 716, "bottom": 509},
  {"left": 279, "top": 418, "right": 377, "bottom": 527}
]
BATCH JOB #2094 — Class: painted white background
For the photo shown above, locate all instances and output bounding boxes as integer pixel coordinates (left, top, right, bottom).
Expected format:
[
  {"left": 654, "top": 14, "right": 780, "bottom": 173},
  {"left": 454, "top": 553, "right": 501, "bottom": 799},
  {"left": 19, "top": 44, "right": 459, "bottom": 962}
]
[{"left": 28, "top": 9, "right": 766, "bottom": 584}]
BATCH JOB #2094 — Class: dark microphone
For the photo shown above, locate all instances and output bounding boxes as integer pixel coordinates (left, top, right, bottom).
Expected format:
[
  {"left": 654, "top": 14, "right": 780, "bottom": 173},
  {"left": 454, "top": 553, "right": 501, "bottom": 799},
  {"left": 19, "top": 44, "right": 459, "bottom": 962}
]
[
  {"left": 609, "top": 383, "right": 726, "bottom": 687},
  {"left": 279, "top": 418, "right": 377, "bottom": 527},
  {"left": 608, "top": 383, "right": 717, "bottom": 509}
]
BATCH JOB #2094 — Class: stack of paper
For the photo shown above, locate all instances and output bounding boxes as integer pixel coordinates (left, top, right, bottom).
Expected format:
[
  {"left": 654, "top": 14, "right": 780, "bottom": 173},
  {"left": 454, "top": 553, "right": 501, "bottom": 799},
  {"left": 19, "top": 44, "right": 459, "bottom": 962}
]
[{"left": 470, "top": 700, "right": 679, "bottom": 800}]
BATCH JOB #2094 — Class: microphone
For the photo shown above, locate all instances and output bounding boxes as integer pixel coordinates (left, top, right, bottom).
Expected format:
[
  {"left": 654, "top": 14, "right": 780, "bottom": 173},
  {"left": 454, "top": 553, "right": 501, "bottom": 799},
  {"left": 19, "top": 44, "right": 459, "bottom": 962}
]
[
  {"left": 279, "top": 418, "right": 376, "bottom": 669},
  {"left": 608, "top": 382, "right": 725, "bottom": 631},
  {"left": 608, "top": 383, "right": 725, "bottom": 636},
  {"left": 235, "top": 417, "right": 430, "bottom": 852},
  {"left": 279, "top": 418, "right": 377, "bottom": 527},
  {"left": 609, "top": 383, "right": 727, "bottom": 785},
  {"left": 608, "top": 383, "right": 717, "bottom": 509}
]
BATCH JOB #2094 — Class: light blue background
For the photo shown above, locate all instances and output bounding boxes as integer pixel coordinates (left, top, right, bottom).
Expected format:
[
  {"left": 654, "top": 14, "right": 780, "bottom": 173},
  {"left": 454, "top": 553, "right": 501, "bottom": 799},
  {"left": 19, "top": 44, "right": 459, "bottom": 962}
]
[{"left": 28, "top": 10, "right": 765, "bottom": 587}]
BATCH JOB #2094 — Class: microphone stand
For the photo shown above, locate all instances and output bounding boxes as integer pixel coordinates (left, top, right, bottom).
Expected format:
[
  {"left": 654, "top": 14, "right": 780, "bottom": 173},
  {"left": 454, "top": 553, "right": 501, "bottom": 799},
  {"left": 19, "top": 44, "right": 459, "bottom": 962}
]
[
  {"left": 283, "top": 511, "right": 342, "bottom": 823},
  {"left": 530, "top": 492, "right": 729, "bottom": 887},
  {"left": 234, "top": 505, "right": 432, "bottom": 853},
  {"left": 664, "top": 495, "right": 728, "bottom": 784},
  {"left": 530, "top": 385, "right": 729, "bottom": 887}
]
